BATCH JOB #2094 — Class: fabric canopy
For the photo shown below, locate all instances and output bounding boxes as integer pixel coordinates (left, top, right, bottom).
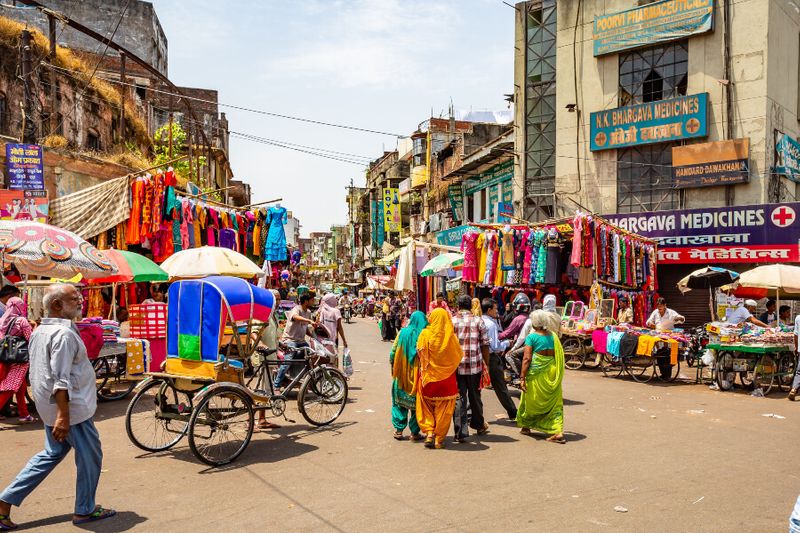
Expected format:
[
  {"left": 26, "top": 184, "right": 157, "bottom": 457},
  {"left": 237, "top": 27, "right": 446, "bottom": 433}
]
[{"left": 49, "top": 175, "right": 130, "bottom": 239}]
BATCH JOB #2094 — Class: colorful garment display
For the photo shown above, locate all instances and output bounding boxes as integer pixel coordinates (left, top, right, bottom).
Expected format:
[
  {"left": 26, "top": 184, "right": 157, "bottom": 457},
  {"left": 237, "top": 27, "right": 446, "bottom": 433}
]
[{"left": 264, "top": 205, "right": 288, "bottom": 261}]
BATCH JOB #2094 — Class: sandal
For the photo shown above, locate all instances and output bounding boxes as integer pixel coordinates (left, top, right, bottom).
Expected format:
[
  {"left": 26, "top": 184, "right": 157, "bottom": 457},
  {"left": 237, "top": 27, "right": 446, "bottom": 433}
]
[
  {"left": 17, "top": 416, "right": 35, "bottom": 425},
  {"left": 434, "top": 441, "right": 445, "bottom": 449},
  {"left": 520, "top": 428, "right": 531, "bottom": 435},
  {"left": 546, "top": 435, "right": 566, "bottom": 444},
  {"left": 410, "top": 433, "right": 424, "bottom": 442},
  {"left": 0, "top": 514, "right": 17, "bottom": 531},
  {"left": 392, "top": 431, "right": 404, "bottom": 440},
  {"left": 424, "top": 436, "right": 434, "bottom": 449},
  {"left": 72, "top": 506, "right": 116, "bottom": 525}
]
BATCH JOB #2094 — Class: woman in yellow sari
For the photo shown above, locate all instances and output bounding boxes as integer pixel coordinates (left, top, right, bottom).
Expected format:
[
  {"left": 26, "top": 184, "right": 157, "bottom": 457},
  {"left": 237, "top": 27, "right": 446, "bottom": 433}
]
[
  {"left": 517, "top": 310, "right": 566, "bottom": 444},
  {"left": 415, "top": 308, "right": 462, "bottom": 449}
]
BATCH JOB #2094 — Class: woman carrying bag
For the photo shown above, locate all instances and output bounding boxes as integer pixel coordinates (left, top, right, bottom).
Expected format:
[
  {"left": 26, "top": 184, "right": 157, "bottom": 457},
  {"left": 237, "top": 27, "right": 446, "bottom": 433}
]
[{"left": 0, "top": 297, "right": 35, "bottom": 425}]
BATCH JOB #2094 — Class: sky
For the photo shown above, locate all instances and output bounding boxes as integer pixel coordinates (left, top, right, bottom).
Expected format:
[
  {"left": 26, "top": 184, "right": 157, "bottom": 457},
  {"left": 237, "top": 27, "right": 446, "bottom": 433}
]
[{"left": 149, "top": 0, "right": 513, "bottom": 235}]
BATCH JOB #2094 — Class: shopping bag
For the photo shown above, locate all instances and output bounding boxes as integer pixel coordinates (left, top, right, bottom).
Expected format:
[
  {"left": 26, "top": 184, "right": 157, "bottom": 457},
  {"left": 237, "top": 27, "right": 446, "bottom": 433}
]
[{"left": 343, "top": 348, "right": 354, "bottom": 377}]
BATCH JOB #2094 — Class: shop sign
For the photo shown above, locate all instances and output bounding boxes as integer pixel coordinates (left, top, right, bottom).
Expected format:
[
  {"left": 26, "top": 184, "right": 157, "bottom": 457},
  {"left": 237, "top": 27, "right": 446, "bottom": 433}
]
[
  {"left": 398, "top": 178, "right": 411, "bottom": 195},
  {"left": 0, "top": 189, "right": 48, "bottom": 223},
  {"left": 497, "top": 202, "right": 513, "bottom": 223},
  {"left": 488, "top": 184, "right": 500, "bottom": 218},
  {"left": 447, "top": 183, "right": 463, "bottom": 222},
  {"left": 410, "top": 164, "right": 428, "bottom": 189},
  {"left": 590, "top": 93, "right": 708, "bottom": 151},
  {"left": 775, "top": 132, "right": 800, "bottom": 183},
  {"left": 593, "top": 0, "right": 714, "bottom": 57},
  {"left": 5, "top": 143, "right": 44, "bottom": 190},
  {"left": 672, "top": 138, "right": 750, "bottom": 188},
  {"left": 383, "top": 188, "right": 401, "bottom": 233},
  {"left": 604, "top": 202, "right": 800, "bottom": 264},
  {"left": 435, "top": 224, "right": 471, "bottom": 248},
  {"left": 371, "top": 200, "right": 385, "bottom": 247},
  {"left": 464, "top": 160, "right": 513, "bottom": 195}
]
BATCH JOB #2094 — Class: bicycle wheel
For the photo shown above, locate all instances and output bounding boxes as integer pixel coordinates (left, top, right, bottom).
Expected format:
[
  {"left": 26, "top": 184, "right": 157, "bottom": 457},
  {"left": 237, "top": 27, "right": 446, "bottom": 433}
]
[
  {"left": 93, "top": 357, "right": 110, "bottom": 394},
  {"left": 298, "top": 366, "right": 348, "bottom": 426},
  {"left": 562, "top": 338, "right": 584, "bottom": 370},
  {"left": 126, "top": 378, "right": 192, "bottom": 452},
  {"left": 624, "top": 357, "right": 655, "bottom": 383},
  {"left": 753, "top": 355, "right": 777, "bottom": 396},
  {"left": 600, "top": 354, "right": 622, "bottom": 378},
  {"left": 95, "top": 355, "right": 137, "bottom": 401},
  {"left": 188, "top": 386, "right": 254, "bottom": 466},
  {"left": 777, "top": 353, "right": 796, "bottom": 392}
]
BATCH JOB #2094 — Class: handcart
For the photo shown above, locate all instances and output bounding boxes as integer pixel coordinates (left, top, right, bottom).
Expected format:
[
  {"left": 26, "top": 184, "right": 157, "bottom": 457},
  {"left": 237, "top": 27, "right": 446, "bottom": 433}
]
[{"left": 708, "top": 343, "right": 795, "bottom": 395}]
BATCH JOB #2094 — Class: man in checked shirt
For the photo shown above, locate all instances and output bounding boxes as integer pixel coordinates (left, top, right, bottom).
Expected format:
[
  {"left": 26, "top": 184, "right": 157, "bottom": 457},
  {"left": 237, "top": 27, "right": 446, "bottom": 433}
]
[{"left": 451, "top": 294, "right": 490, "bottom": 442}]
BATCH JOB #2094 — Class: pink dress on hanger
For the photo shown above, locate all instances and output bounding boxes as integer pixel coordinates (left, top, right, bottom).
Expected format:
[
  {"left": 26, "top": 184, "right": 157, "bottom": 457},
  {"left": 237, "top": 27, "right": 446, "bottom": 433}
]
[{"left": 461, "top": 231, "right": 480, "bottom": 283}]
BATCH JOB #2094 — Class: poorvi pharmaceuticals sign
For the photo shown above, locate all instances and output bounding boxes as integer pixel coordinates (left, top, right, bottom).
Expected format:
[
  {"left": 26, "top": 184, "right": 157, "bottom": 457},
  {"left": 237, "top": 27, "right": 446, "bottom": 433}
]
[
  {"left": 593, "top": 0, "right": 714, "bottom": 57},
  {"left": 590, "top": 93, "right": 708, "bottom": 151}
]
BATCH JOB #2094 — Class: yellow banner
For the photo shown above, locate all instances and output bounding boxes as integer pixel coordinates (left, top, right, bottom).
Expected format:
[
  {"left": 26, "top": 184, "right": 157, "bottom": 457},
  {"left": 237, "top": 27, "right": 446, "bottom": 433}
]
[{"left": 383, "top": 187, "right": 401, "bottom": 233}]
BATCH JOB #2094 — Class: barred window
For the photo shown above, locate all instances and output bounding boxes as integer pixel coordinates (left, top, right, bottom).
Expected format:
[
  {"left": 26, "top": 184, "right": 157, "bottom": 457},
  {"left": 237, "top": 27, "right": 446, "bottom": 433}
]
[
  {"left": 617, "top": 143, "right": 678, "bottom": 214},
  {"left": 619, "top": 41, "right": 687, "bottom": 106}
]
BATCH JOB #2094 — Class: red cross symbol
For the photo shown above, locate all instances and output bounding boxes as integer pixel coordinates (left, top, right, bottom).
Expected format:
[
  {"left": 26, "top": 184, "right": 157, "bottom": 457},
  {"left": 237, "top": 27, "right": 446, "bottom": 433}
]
[{"left": 771, "top": 206, "right": 796, "bottom": 228}]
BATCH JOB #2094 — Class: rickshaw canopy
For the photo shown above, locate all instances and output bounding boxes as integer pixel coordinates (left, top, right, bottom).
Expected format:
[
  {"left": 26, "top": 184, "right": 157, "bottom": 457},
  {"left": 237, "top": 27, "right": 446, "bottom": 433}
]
[{"left": 167, "top": 276, "right": 275, "bottom": 363}]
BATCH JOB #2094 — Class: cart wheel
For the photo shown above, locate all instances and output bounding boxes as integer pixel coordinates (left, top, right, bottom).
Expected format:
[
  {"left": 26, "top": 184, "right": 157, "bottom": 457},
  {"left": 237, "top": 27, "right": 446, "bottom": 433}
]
[
  {"left": 624, "top": 357, "right": 655, "bottom": 383},
  {"left": 600, "top": 354, "right": 622, "bottom": 378},
  {"left": 562, "top": 338, "right": 584, "bottom": 370},
  {"left": 188, "top": 386, "right": 254, "bottom": 466},
  {"left": 777, "top": 353, "right": 796, "bottom": 392},
  {"left": 126, "top": 378, "right": 192, "bottom": 452},
  {"left": 715, "top": 351, "right": 736, "bottom": 391},
  {"left": 94, "top": 355, "right": 137, "bottom": 401},
  {"left": 655, "top": 352, "right": 680, "bottom": 383},
  {"left": 298, "top": 366, "right": 348, "bottom": 426},
  {"left": 753, "top": 355, "right": 777, "bottom": 396}
]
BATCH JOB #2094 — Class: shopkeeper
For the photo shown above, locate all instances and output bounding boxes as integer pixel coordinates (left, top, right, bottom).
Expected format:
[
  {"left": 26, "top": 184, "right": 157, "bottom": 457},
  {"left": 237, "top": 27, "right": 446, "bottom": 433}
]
[
  {"left": 725, "top": 300, "right": 768, "bottom": 327},
  {"left": 758, "top": 299, "right": 777, "bottom": 325},
  {"left": 646, "top": 298, "right": 685, "bottom": 331},
  {"left": 616, "top": 297, "right": 633, "bottom": 324}
]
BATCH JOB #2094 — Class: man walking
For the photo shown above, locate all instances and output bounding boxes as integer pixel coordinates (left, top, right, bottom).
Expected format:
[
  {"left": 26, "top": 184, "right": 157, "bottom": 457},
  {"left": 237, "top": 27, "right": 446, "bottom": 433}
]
[
  {"left": 481, "top": 298, "right": 517, "bottom": 420},
  {"left": 0, "top": 284, "right": 115, "bottom": 530},
  {"left": 451, "top": 294, "right": 490, "bottom": 442}
]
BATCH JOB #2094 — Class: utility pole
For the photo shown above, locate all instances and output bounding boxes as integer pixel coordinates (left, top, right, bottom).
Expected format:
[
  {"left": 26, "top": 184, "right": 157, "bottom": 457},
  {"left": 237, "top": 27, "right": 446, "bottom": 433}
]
[
  {"left": 20, "top": 29, "right": 36, "bottom": 143},
  {"left": 119, "top": 52, "right": 126, "bottom": 143}
]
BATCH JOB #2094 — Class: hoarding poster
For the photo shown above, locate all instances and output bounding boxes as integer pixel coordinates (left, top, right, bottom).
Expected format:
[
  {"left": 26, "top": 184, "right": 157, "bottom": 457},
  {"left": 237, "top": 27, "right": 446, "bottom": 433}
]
[
  {"left": 0, "top": 189, "right": 48, "bottom": 223},
  {"left": 5, "top": 143, "right": 44, "bottom": 190},
  {"left": 383, "top": 187, "right": 401, "bottom": 233},
  {"left": 671, "top": 138, "right": 749, "bottom": 188}
]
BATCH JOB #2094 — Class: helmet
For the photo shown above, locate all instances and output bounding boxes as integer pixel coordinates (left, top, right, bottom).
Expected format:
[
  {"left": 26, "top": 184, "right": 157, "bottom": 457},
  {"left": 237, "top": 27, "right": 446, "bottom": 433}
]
[{"left": 512, "top": 293, "right": 531, "bottom": 313}]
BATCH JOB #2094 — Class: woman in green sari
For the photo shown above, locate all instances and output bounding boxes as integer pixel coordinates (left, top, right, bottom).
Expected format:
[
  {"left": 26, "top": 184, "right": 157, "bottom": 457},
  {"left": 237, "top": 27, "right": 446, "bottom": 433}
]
[
  {"left": 389, "top": 311, "right": 428, "bottom": 440},
  {"left": 517, "top": 310, "right": 565, "bottom": 444}
]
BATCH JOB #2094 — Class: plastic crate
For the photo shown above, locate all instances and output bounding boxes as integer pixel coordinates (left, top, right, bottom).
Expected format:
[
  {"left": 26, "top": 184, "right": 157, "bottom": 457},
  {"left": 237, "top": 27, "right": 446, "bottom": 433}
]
[{"left": 129, "top": 303, "right": 167, "bottom": 339}]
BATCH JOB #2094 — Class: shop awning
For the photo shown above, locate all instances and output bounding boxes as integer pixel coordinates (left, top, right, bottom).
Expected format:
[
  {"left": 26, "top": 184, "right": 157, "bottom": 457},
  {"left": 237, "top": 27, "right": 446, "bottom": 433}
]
[{"left": 49, "top": 175, "right": 130, "bottom": 239}]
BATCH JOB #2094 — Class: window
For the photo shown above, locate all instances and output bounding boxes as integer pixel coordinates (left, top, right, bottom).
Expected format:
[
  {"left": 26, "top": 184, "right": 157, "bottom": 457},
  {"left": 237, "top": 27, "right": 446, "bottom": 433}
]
[
  {"left": 619, "top": 41, "right": 688, "bottom": 106},
  {"left": 86, "top": 129, "right": 101, "bottom": 151},
  {"left": 617, "top": 143, "right": 679, "bottom": 213},
  {"left": 0, "top": 92, "right": 6, "bottom": 134}
]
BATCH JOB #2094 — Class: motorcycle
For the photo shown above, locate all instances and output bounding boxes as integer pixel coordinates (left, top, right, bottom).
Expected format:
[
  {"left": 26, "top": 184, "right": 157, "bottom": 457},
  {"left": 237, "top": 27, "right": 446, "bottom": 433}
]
[
  {"left": 684, "top": 325, "right": 709, "bottom": 367},
  {"left": 502, "top": 347, "right": 524, "bottom": 390},
  {"left": 342, "top": 304, "right": 352, "bottom": 324},
  {"left": 275, "top": 330, "right": 340, "bottom": 388}
]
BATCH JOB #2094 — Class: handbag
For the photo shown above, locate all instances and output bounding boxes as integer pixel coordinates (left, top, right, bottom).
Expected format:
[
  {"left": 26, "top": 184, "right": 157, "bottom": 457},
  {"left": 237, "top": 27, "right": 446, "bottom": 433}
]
[{"left": 0, "top": 317, "right": 29, "bottom": 364}]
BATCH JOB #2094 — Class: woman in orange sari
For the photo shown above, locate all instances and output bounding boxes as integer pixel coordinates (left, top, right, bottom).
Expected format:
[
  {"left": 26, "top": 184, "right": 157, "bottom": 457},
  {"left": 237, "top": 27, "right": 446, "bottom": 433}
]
[{"left": 415, "top": 308, "right": 463, "bottom": 449}]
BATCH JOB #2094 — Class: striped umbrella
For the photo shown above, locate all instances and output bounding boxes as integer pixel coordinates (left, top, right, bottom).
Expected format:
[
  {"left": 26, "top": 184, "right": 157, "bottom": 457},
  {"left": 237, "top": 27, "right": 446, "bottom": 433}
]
[
  {"left": 89, "top": 249, "right": 168, "bottom": 284},
  {"left": 420, "top": 252, "right": 464, "bottom": 277}
]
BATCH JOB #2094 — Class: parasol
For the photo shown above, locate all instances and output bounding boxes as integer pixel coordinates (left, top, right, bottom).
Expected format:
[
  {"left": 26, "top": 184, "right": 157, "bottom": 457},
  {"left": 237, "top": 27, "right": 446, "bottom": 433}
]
[
  {"left": 733, "top": 264, "right": 800, "bottom": 299},
  {"left": 0, "top": 220, "right": 117, "bottom": 279},
  {"left": 419, "top": 252, "right": 464, "bottom": 277},
  {"left": 90, "top": 249, "right": 169, "bottom": 284},
  {"left": 160, "top": 246, "right": 264, "bottom": 280},
  {"left": 677, "top": 266, "right": 739, "bottom": 294}
]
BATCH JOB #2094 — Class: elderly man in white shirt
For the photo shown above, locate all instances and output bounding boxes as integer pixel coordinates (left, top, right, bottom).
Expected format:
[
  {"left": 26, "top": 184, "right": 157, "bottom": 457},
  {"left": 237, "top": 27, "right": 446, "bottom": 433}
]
[
  {"left": 646, "top": 297, "right": 686, "bottom": 331},
  {"left": 0, "top": 285, "right": 115, "bottom": 530},
  {"left": 725, "top": 299, "right": 768, "bottom": 327}
]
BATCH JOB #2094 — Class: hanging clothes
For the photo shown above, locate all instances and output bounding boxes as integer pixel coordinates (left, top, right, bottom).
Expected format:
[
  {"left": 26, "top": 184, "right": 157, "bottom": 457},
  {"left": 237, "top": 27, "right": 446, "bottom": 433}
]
[
  {"left": 499, "top": 229, "right": 515, "bottom": 271},
  {"left": 460, "top": 231, "right": 480, "bottom": 283},
  {"left": 264, "top": 206, "right": 288, "bottom": 261}
]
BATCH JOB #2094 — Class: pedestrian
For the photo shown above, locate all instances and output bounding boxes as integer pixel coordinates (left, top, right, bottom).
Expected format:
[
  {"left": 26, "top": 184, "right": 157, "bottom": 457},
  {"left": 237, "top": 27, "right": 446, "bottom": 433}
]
[
  {"left": 390, "top": 293, "right": 403, "bottom": 333},
  {"left": 381, "top": 294, "right": 396, "bottom": 342},
  {"left": 517, "top": 310, "right": 566, "bottom": 444},
  {"left": 428, "top": 292, "right": 451, "bottom": 315},
  {"left": 788, "top": 311, "right": 800, "bottom": 401},
  {"left": 616, "top": 297, "right": 634, "bottom": 324},
  {"left": 540, "top": 294, "right": 562, "bottom": 334},
  {"left": 318, "top": 293, "right": 348, "bottom": 351},
  {"left": 252, "top": 290, "right": 281, "bottom": 432},
  {"left": 415, "top": 308, "right": 462, "bottom": 449},
  {"left": 451, "top": 294, "right": 490, "bottom": 442},
  {"left": 499, "top": 293, "right": 531, "bottom": 342},
  {"left": 0, "top": 285, "right": 21, "bottom": 317},
  {"left": 481, "top": 298, "right": 517, "bottom": 420},
  {"left": 0, "top": 284, "right": 116, "bottom": 530},
  {"left": 389, "top": 311, "right": 427, "bottom": 441},
  {"left": 0, "top": 297, "right": 35, "bottom": 425},
  {"left": 471, "top": 297, "right": 482, "bottom": 317}
]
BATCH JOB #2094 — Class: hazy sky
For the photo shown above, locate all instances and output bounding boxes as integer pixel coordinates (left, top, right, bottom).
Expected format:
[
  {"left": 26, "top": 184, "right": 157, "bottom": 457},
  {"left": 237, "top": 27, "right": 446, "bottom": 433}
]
[{"left": 150, "top": 0, "right": 513, "bottom": 234}]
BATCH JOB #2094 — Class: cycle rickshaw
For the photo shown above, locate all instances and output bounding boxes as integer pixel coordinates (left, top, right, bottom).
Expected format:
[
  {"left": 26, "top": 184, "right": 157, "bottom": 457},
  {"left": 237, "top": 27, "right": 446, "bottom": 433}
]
[{"left": 124, "top": 276, "right": 348, "bottom": 466}]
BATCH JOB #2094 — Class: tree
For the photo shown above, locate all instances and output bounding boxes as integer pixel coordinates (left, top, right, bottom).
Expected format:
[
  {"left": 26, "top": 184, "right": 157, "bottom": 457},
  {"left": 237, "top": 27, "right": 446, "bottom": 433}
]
[{"left": 153, "top": 121, "right": 206, "bottom": 185}]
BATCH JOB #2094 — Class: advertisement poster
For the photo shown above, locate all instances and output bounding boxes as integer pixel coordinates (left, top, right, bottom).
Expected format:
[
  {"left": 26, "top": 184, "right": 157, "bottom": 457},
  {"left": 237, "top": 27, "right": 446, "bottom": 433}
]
[
  {"left": 593, "top": 0, "right": 714, "bottom": 56},
  {"left": 436, "top": 224, "right": 471, "bottom": 248},
  {"left": 382, "top": 187, "right": 401, "bottom": 233},
  {"left": 775, "top": 132, "right": 800, "bottom": 183},
  {"left": 672, "top": 138, "right": 750, "bottom": 188},
  {"left": 604, "top": 202, "right": 800, "bottom": 264},
  {"left": 447, "top": 183, "right": 463, "bottom": 222},
  {"left": 497, "top": 202, "right": 513, "bottom": 223},
  {"left": 5, "top": 143, "right": 44, "bottom": 190},
  {"left": 0, "top": 190, "right": 48, "bottom": 223},
  {"left": 591, "top": 93, "right": 708, "bottom": 151}
]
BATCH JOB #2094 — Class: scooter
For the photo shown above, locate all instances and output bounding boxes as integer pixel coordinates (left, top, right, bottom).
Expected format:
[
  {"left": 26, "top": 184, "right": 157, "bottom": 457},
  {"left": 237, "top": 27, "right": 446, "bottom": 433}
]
[
  {"left": 342, "top": 304, "right": 352, "bottom": 324},
  {"left": 684, "top": 325, "right": 709, "bottom": 367}
]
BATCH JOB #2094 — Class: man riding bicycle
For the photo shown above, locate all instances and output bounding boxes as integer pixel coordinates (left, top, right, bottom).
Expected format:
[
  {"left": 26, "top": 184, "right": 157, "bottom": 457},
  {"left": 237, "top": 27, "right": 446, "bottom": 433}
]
[{"left": 273, "top": 293, "right": 317, "bottom": 390}]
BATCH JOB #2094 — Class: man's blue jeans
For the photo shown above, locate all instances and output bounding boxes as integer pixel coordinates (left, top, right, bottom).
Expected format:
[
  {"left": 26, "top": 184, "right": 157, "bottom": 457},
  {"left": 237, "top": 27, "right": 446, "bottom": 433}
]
[
  {"left": 273, "top": 341, "right": 308, "bottom": 388},
  {"left": 790, "top": 494, "right": 800, "bottom": 533},
  {"left": 0, "top": 418, "right": 102, "bottom": 515}
]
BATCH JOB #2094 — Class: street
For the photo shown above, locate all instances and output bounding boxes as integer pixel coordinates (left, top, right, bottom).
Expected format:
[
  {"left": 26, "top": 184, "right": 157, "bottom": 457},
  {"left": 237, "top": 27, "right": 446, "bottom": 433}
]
[{"left": 1, "top": 317, "right": 798, "bottom": 532}]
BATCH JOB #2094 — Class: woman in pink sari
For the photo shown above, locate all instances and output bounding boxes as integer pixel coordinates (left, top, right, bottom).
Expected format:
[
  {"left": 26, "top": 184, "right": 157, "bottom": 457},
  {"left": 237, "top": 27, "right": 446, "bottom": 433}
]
[{"left": 0, "top": 297, "right": 35, "bottom": 424}]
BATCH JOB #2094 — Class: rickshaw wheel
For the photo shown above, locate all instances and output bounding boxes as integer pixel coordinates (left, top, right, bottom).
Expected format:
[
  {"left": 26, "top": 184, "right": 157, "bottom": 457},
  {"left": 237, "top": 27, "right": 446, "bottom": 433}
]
[
  {"left": 715, "top": 351, "right": 736, "bottom": 391},
  {"left": 188, "top": 386, "right": 254, "bottom": 466},
  {"left": 625, "top": 357, "right": 655, "bottom": 383},
  {"left": 562, "top": 338, "right": 584, "bottom": 370},
  {"left": 298, "top": 367, "right": 348, "bottom": 426},
  {"left": 753, "top": 355, "right": 777, "bottom": 396},
  {"left": 126, "top": 378, "right": 192, "bottom": 452},
  {"left": 600, "top": 354, "right": 622, "bottom": 378},
  {"left": 94, "top": 355, "right": 137, "bottom": 401}
]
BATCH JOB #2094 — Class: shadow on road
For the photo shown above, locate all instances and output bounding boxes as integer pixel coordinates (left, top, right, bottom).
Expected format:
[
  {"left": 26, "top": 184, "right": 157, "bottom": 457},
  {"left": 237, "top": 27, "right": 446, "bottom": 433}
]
[
  {"left": 563, "top": 398, "right": 585, "bottom": 406},
  {"left": 17, "top": 511, "right": 147, "bottom": 532}
]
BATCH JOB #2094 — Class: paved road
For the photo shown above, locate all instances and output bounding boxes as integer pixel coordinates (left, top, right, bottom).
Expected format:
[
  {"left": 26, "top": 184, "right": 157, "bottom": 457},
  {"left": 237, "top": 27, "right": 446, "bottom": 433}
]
[{"left": 1, "top": 317, "right": 798, "bottom": 532}]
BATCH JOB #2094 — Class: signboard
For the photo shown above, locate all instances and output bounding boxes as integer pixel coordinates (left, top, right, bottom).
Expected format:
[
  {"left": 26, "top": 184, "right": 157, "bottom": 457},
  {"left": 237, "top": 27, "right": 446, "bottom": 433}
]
[
  {"left": 464, "top": 160, "right": 513, "bottom": 195},
  {"left": 447, "top": 183, "right": 463, "bottom": 222},
  {"left": 5, "top": 143, "right": 44, "bottom": 190},
  {"left": 488, "top": 184, "right": 499, "bottom": 219},
  {"left": 0, "top": 189, "right": 48, "bottom": 223},
  {"left": 775, "top": 133, "right": 800, "bottom": 183},
  {"left": 497, "top": 202, "right": 513, "bottom": 223},
  {"left": 672, "top": 138, "right": 750, "bottom": 188},
  {"left": 604, "top": 202, "right": 800, "bottom": 264},
  {"left": 371, "top": 200, "right": 385, "bottom": 247},
  {"left": 593, "top": 0, "right": 714, "bottom": 57},
  {"left": 435, "top": 224, "right": 471, "bottom": 248},
  {"left": 502, "top": 184, "right": 512, "bottom": 204},
  {"left": 591, "top": 93, "right": 708, "bottom": 151},
  {"left": 410, "top": 165, "right": 428, "bottom": 188},
  {"left": 383, "top": 188, "right": 401, "bottom": 233}
]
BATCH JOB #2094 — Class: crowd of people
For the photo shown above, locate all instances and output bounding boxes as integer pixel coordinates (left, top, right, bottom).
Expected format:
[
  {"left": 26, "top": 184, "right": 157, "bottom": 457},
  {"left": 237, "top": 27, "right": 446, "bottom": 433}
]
[{"left": 388, "top": 292, "right": 565, "bottom": 449}]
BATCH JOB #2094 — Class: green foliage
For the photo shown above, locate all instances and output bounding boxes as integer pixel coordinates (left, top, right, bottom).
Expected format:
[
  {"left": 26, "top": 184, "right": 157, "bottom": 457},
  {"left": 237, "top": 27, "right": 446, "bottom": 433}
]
[{"left": 153, "top": 122, "right": 207, "bottom": 185}]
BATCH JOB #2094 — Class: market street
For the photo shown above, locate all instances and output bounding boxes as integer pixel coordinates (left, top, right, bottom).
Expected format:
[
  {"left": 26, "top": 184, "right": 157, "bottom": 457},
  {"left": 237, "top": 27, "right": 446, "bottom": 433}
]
[{"left": 0, "top": 317, "right": 797, "bottom": 533}]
